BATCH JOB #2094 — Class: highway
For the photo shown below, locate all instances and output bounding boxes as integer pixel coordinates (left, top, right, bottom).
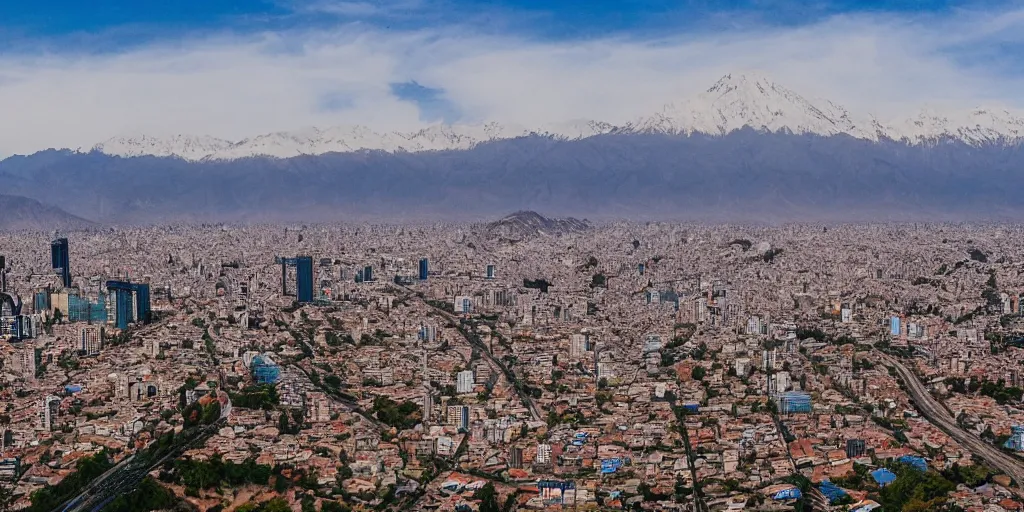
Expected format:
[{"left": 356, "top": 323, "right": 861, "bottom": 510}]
[
  {"left": 55, "top": 393, "right": 233, "bottom": 512},
  {"left": 56, "top": 422, "right": 223, "bottom": 512},
  {"left": 880, "top": 354, "right": 1024, "bottom": 487},
  {"left": 669, "top": 400, "right": 708, "bottom": 512},
  {"left": 287, "top": 364, "right": 387, "bottom": 431}
]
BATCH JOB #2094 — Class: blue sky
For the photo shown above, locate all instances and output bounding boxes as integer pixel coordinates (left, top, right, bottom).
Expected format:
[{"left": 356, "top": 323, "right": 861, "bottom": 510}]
[
  {"left": 0, "top": 0, "right": 1022, "bottom": 154},
  {"left": 0, "top": 0, "right": 985, "bottom": 38}
]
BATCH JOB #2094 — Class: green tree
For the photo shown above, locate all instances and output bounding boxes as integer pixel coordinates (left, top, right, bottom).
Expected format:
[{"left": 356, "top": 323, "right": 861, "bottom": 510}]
[
  {"left": 691, "top": 366, "right": 706, "bottom": 381},
  {"left": 474, "top": 482, "right": 501, "bottom": 512},
  {"left": 321, "top": 501, "right": 351, "bottom": 512},
  {"left": 262, "top": 497, "right": 292, "bottom": 512}
]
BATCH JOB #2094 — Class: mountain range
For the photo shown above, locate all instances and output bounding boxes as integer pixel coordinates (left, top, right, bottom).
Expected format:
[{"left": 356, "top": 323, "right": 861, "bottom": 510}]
[
  {"left": 79, "top": 73, "right": 1024, "bottom": 162},
  {"left": 3, "top": 72, "right": 1024, "bottom": 226}
]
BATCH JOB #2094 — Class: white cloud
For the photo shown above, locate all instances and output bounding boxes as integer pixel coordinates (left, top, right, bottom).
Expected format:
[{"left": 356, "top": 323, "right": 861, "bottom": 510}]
[
  {"left": 0, "top": 5, "right": 1023, "bottom": 155},
  {"left": 292, "top": 0, "right": 427, "bottom": 17}
]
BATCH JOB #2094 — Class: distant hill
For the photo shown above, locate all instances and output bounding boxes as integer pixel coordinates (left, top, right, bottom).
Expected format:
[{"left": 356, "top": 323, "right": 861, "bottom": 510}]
[
  {"left": 485, "top": 211, "right": 591, "bottom": 240},
  {"left": 0, "top": 194, "right": 95, "bottom": 232}
]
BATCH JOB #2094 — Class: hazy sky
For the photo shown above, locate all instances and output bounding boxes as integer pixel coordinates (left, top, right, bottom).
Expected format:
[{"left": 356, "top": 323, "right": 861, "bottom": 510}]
[{"left": 1, "top": 0, "right": 1023, "bottom": 156}]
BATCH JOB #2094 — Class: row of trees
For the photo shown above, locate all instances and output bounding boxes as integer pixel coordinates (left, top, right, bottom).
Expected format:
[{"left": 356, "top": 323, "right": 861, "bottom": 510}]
[
  {"left": 171, "top": 456, "right": 272, "bottom": 490},
  {"left": 26, "top": 452, "right": 114, "bottom": 512},
  {"left": 229, "top": 384, "right": 280, "bottom": 410}
]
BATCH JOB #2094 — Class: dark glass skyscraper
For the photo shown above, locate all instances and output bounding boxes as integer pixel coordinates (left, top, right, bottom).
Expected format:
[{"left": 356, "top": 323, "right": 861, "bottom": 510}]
[
  {"left": 296, "top": 257, "right": 313, "bottom": 303},
  {"left": 281, "top": 256, "right": 314, "bottom": 303},
  {"left": 106, "top": 281, "right": 152, "bottom": 329},
  {"left": 135, "top": 284, "right": 151, "bottom": 324},
  {"left": 419, "top": 258, "right": 429, "bottom": 281},
  {"left": 112, "top": 286, "right": 133, "bottom": 330},
  {"left": 51, "top": 238, "right": 71, "bottom": 288}
]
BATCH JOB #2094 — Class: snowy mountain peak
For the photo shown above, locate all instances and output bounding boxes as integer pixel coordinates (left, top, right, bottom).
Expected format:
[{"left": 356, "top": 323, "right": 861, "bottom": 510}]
[
  {"left": 92, "top": 134, "right": 234, "bottom": 161},
  {"left": 706, "top": 72, "right": 780, "bottom": 95},
  {"left": 630, "top": 71, "right": 878, "bottom": 140}
]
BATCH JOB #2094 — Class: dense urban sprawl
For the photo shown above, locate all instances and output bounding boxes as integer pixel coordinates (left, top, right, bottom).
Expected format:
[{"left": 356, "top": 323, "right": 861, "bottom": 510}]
[{"left": 2, "top": 214, "right": 1024, "bottom": 512}]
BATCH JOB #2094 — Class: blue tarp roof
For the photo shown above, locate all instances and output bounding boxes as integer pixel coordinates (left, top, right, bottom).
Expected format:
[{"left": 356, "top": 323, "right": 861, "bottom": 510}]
[
  {"left": 898, "top": 455, "right": 928, "bottom": 472},
  {"left": 772, "top": 488, "right": 802, "bottom": 500},
  {"left": 819, "top": 480, "right": 849, "bottom": 503},
  {"left": 871, "top": 468, "right": 897, "bottom": 486}
]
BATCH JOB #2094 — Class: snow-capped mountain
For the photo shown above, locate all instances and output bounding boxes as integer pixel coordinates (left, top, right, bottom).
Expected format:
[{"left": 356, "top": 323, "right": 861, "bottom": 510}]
[
  {"left": 886, "top": 107, "right": 1024, "bottom": 145},
  {"left": 629, "top": 73, "right": 886, "bottom": 140},
  {"left": 86, "top": 73, "right": 1024, "bottom": 162},
  {"left": 92, "top": 134, "right": 234, "bottom": 160}
]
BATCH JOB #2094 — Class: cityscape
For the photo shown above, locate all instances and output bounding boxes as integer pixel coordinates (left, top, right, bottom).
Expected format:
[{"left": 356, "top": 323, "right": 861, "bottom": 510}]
[
  {"left": 5, "top": 0, "right": 1024, "bottom": 511},
  {"left": 2, "top": 215, "right": 1024, "bottom": 511}
]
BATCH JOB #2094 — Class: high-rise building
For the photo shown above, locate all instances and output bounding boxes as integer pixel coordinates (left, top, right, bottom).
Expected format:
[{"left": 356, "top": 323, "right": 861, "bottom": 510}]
[
  {"left": 280, "top": 256, "right": 314, "bottom": 303},
  {"left": 418, "top": 324, "right": 438, "bottom": 342},
  {"left": 0, "top": 292, "right": 17, "bottom": 318},
  {"left": 536, "top": 443, "right": 552, "bottom": 465},
  {"left": 50, "top": 238, "right": 71, "bottom": 288},
  {"left": 456, "top": 370, "right": 475, "bottom": 394},
  {"left": 510, "top": 447, "right": 524, "bottom": 469},
  {"left": 423, "top": 392, "right": 434, "bottom": 424},
  {"left": 68, "top": 292, "right": 108, "bottom": 324},
  {"left": 363, "top": 265, "right": 374, "bottom": 283},
  {"left": 317, "top": 263, "right": 334, "bottom": 301},
  {"left": 446, "top": 405, "right": 470, "bottom": 430},
  {"left": 746, "top": 315, "right": 766, "bottom": 335},
  {"left": 454, "top": 296, "right": 473, "bottom": 314},
  {"left": 2, "top": 313, "right": 38, "bottom": 341},
  {"left": 846, "top": 439, "right": 866, "bottom": 458},
  {"left": 106, "top": 281, "right": 152, "bottom": 330},
  {"left": 41, "top": 395, "right": 60, "bottom": 431},
  {"left": 419, "top": 258, "right": 429, "bottom": 281},
  {"left": 34, "top": 289, "right": 50, "bottom": 314},
  {"left": 486, "top": 264, "right": 495, "bottom": 280},
  {"left": 569, "top": 333, "right": 592, "bottom": 358},
  {"left": 735, "top": 358, "right": 750, "bottom": 376},
  {"left": 15, "top": 348, "right": 36, "bottom": 380},
  {"left": 80, "top": 325, "right": 103, "bottom": 356},
  {"left": 761, "top": 349, "right": 777, "bottom": 372}
]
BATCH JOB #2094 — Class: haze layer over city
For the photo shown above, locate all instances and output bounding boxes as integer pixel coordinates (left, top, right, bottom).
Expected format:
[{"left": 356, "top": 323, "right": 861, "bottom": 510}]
[{"left": 5, "top": 1, "right": 1024, "bottom": 512}]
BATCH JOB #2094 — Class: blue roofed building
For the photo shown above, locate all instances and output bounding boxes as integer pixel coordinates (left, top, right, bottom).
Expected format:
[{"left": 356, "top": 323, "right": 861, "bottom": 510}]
[
  {"left": 1005, "top": 425, "right": 1024, "bottom": 452},
  {"left": 778, "top": 391, "right": 812, "bottom": 414},
  {"left": 871, "top": 468, "right": 897, "bottom": 487},
  {"left": 772, "top": 488, "right": 802, "bottom": 500},
  {"left": 818, "top": 480, "right": 849, "bottom": 504},
  {"left": 251, "top": 354, "right": 281, "bottom": 384},
  {"left": 897, "top": 455, "right": 928, "bottom": 472}
]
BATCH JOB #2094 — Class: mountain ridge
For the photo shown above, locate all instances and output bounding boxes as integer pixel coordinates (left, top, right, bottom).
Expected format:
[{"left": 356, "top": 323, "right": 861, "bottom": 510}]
[
  {"left": 22, "top": 72, "right": 1023, "bottom": 163},
  {"left": 0, "top": 194, "right": 96, "bottom": 232},
  {"left": 4, "top": 130, "right": 1024, "bottom": 224}
]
